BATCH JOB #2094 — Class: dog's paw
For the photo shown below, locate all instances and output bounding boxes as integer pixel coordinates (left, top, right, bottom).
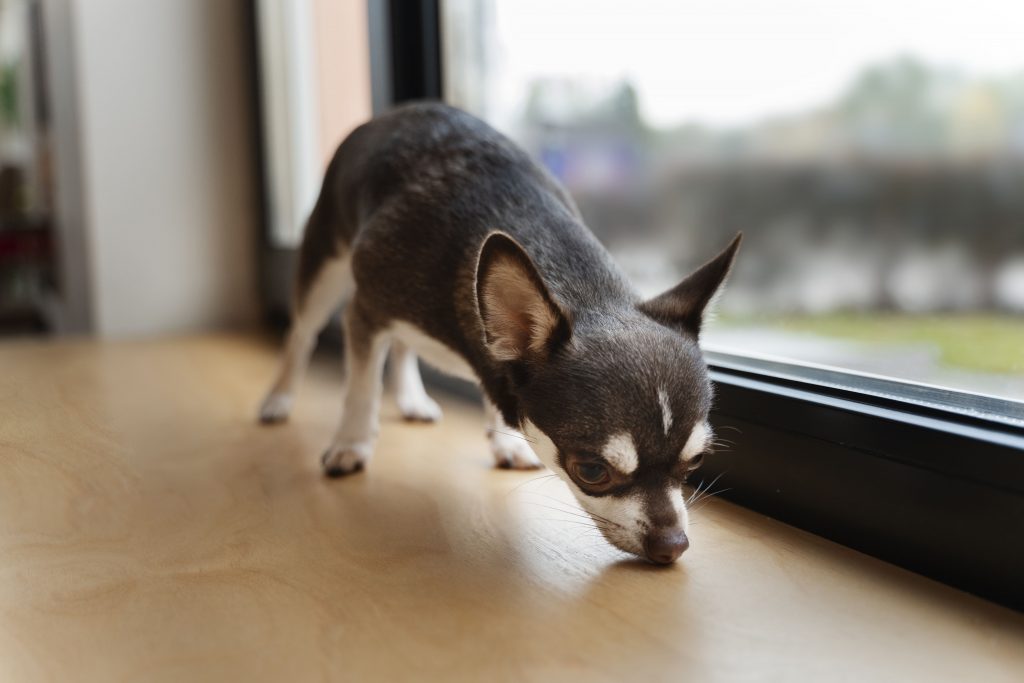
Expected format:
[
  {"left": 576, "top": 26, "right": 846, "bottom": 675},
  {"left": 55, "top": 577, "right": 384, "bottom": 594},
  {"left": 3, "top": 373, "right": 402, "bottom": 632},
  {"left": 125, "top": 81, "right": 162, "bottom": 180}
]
[
  {"left": 489, "top": 430, "right": 543, "bottom": 470},
  {"left": 258, "top": 392, "right": 293, "bottom": 424},
  {"left": 321, "top": 442, "right": 373, "bottom": 477},
  {"left": 397, "top": 393, "right": 443, "bottom": 423}
]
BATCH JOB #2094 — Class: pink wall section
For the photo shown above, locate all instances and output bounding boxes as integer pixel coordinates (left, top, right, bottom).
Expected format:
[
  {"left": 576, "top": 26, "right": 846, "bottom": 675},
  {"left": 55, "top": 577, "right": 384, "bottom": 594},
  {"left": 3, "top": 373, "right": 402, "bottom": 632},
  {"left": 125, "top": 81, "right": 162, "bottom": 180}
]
[{"left": 312, "top": 0, "right": 372, "bottom": 170}]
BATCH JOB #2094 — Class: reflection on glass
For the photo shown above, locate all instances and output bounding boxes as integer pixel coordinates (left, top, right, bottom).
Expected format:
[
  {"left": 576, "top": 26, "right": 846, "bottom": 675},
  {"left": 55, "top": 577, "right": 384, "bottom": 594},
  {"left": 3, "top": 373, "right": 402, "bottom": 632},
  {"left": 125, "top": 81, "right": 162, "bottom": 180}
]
[{"left": 442, "top": 0, "right": 1024, "bottom": 403}]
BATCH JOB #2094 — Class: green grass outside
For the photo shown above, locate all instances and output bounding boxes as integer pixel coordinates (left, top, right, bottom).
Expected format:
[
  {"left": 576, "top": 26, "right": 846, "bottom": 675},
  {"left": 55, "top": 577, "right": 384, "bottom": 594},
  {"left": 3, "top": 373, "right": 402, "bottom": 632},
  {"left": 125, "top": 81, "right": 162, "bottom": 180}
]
[{"left": 719, "top": 313, "right": 1024, "bottom": 375}]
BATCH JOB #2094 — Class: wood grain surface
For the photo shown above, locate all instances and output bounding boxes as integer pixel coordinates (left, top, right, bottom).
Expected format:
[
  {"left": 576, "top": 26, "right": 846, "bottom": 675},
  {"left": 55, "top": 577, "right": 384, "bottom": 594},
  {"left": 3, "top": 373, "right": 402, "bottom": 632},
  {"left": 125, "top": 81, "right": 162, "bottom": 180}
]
[{"left": 1, "top": 334, "right": 1022, "bottom": 682}]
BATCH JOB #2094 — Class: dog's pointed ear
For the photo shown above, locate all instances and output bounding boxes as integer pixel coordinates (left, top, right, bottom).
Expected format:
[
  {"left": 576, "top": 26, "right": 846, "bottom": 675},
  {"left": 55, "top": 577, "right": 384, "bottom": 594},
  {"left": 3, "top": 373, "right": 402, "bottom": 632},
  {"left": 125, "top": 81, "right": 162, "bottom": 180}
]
[
  {"left": 639, "top": 233, "right": 742, "bottom": 336},
  {"left": 476, "top": 232, "right": 571, "bottom": 363}
]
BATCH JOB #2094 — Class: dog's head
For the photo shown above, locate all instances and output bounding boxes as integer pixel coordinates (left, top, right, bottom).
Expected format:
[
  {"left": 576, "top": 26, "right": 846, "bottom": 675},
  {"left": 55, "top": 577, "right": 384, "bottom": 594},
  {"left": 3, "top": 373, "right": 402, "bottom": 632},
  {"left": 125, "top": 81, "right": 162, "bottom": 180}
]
[{"left": 476, "top": 231, "right": 741, "bottom": 563}]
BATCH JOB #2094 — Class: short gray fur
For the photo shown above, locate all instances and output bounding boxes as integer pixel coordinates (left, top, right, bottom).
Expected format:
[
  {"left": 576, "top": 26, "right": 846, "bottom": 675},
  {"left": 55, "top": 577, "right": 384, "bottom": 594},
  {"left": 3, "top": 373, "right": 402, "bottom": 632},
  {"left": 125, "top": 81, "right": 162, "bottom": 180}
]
[{"left": 296, "top": 101, "right": 740, "bottom": 515}]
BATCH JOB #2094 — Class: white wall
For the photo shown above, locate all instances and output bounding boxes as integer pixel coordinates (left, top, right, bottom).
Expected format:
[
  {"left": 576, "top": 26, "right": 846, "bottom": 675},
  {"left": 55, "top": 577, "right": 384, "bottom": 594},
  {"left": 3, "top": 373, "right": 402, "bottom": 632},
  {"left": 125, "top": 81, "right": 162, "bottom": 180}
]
[{"left": 70, "top": 0, "right": 258, "bottom": 337}]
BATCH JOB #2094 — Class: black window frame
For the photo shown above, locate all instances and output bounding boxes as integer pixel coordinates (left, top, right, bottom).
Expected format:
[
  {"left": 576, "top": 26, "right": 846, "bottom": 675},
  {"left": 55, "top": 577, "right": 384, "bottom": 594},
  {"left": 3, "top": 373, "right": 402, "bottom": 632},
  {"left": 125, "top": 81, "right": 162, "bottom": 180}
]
[{"left": 251, "top": 0, "right": 1024, "bottom": 611}]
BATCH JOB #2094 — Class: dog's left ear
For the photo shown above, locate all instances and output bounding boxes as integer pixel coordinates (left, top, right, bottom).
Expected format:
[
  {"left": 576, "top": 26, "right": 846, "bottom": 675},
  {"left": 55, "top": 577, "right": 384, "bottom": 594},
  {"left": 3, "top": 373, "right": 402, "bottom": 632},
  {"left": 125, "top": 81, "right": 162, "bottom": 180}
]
[
  {"left": 639, "top": 233, "right": 742, "bottom": 336},
  {"left": 476, "top": 232, "right": 571, "bottom": 363}
]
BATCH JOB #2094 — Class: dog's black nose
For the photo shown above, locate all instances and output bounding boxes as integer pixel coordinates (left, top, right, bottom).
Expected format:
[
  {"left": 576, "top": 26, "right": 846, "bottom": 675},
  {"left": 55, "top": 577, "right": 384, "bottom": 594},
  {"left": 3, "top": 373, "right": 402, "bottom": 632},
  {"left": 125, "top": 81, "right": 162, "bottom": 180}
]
[{"left": 643, "top": 528, "right": 689, "bottom": 564}]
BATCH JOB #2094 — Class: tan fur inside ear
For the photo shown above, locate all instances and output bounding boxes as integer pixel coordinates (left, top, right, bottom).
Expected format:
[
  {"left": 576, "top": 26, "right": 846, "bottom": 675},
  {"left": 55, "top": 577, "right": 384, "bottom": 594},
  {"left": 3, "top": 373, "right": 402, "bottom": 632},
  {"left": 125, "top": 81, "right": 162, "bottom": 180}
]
[{"left": 480, "top": 253, "right": 560, "bottom": 361}]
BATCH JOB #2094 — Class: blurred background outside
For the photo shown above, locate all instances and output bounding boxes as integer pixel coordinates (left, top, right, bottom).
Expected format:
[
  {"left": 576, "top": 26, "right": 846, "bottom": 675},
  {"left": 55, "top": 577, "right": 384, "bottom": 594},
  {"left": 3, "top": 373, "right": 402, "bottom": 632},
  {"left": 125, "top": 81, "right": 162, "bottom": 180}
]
[{"left": 444, "top": 0, "right": 1024, "bottom": 403}]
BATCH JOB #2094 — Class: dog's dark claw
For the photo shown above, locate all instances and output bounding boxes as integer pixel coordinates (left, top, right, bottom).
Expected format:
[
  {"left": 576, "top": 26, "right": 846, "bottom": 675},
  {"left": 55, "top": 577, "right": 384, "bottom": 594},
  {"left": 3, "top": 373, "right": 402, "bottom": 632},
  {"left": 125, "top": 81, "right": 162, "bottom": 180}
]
[{"left": 324, "top": 461, "right": 364, "bottom": 478}]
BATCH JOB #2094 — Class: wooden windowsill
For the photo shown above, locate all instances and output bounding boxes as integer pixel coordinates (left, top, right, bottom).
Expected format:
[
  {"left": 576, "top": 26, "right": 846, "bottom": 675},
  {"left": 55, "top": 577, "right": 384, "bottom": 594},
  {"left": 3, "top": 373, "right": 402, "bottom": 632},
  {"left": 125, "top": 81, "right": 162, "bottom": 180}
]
[{"left": 1, "top": 334, "right": 1021, "bottom": 681}]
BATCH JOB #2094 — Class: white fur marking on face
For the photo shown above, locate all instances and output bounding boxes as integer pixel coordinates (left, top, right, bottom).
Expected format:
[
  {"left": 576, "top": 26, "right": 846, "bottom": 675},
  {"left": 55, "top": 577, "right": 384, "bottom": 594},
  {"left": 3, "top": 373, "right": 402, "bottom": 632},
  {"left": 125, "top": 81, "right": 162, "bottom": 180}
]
[
  {"left": 581, "top": 492, "right": 646, "bottom": 555},
  {"left": 657, "top": 389, "right": 673, "bottom": 435},
  {"left": 601, "top": 432, "right": 638, "bottom": 475},
  {"left": 669, "top": 485, "right": 690, "bottom": 532},
  {"left": 681, "top": 422, "right": 710, "bottom": 461},
  {"left": 523, "top": 420, "right": 647, "bottom": 556}
]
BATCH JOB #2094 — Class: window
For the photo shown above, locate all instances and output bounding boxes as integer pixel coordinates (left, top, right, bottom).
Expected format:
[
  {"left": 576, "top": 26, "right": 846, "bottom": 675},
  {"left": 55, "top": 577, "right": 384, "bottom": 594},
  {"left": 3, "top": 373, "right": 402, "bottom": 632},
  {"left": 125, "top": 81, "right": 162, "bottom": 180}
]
[{"left": 441, "top": 0, "right": 1024, "bottom": 408}]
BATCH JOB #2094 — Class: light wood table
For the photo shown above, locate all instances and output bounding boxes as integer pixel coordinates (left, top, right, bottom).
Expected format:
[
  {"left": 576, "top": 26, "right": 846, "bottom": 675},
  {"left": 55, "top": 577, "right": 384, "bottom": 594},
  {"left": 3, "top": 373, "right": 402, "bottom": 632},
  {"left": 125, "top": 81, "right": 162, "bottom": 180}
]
[{"left": 1, "top": 334, "right": 1022, "bottom": 681}]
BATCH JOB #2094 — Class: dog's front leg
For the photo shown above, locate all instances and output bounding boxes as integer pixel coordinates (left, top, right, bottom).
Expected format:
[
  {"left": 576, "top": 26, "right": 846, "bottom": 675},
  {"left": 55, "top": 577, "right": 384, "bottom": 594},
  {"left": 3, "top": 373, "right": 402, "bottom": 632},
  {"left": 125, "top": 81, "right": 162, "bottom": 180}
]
[
  {"left": 485, "top": 399, "right": 543, "bottom": 470},
  {"left": 321, "top": 301, "right": 389, "bottom": 476}
]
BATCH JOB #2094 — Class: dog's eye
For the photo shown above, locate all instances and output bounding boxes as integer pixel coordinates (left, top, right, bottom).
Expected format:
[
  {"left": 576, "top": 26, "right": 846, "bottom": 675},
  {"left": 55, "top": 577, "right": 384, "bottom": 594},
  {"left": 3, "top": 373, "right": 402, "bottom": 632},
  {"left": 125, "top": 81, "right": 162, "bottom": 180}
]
[
  {"left": 573, "top": 462, "right": 611, "bottom": 486},
  {"left": 686, "top": 452, "right": 705, "bottom": 472},
  {"left": 676, "top": 452, "right": 706, "bottom": 481}
]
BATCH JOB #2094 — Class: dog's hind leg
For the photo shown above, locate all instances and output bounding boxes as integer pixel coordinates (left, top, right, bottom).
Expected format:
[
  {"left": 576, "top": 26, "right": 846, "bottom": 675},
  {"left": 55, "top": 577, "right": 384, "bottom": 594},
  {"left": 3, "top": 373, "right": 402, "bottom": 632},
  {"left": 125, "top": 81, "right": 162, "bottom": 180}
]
[
  {"left": 321, "top": 298, "right": 390, "bottom": 476},
  {"left": 390, "top": 341, "right": 443, "bottom": 423},
  {"left": 259, "top": 253, "right": 354, "bottom": 424}
]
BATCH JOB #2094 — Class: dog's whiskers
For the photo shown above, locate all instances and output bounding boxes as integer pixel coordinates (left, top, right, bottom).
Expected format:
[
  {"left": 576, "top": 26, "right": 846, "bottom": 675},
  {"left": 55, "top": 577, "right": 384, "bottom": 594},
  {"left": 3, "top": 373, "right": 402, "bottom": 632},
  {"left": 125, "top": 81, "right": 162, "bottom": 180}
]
[
  {"left": 518, "top": 493, "right": 624, "bottom": 530},
  {"left": 505, "top": 473, "right": 559, "bottom": 496},
  {"left": 525, "top": 494, "right": 621, "bottom": 527},
  {"left": 690, "top": 487, "right": 732, "bottom": 513},
  {"left": 687, "top": 471, "right": 727, "bottom": 505},
  {"left": 528, "top": 515, "right": 607, "bottom": 531},
  {"left": 523, "top": 502, "right": 620, "bottom": 529},
  {"left": 487, "top": 428, "right": 536, "bottom": 444}
]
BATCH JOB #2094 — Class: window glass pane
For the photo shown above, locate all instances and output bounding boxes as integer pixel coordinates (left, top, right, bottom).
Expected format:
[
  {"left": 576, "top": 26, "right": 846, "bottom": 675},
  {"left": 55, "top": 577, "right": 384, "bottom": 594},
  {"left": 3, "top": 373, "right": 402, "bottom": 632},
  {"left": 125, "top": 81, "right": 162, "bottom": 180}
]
[{"left": 442, "top": 0, "right": 1024, "bottom": 405}]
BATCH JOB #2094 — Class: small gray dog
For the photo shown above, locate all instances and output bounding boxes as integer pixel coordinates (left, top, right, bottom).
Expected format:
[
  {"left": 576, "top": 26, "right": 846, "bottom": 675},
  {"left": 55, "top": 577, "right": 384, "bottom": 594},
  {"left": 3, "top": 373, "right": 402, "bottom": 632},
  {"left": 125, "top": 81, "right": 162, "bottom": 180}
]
[{"left": 260, "top": 102, "right": 740, "bottom": 564}]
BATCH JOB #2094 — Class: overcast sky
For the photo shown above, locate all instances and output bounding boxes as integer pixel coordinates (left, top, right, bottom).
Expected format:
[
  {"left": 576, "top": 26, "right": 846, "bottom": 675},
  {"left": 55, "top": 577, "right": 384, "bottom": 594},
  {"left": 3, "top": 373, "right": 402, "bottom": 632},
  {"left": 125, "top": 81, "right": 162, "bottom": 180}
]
[{"left": 491, "top": 0, "right": 1024, "bottom": 128}]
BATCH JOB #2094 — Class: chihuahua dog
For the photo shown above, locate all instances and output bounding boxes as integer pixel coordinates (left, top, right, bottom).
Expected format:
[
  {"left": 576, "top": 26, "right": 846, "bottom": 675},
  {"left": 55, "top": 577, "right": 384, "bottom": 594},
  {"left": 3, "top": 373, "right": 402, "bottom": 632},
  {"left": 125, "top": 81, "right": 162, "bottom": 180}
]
[{"left": 259, "top": 102, "right": 740, "bottom": 564}]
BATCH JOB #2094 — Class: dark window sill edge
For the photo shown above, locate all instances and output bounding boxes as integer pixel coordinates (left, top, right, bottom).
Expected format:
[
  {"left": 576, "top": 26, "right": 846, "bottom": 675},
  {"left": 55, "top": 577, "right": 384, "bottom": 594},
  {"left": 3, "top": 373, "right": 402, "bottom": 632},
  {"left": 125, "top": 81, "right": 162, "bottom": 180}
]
[
  {"left": 705, "top": 363, "right": 1024, "bottom": 612},
  {"left": 707, "top": 362, "right": 1024, "bottom": 494},
  {"left": 705, "top": 349, "right": 1024, "bottom": 430}
]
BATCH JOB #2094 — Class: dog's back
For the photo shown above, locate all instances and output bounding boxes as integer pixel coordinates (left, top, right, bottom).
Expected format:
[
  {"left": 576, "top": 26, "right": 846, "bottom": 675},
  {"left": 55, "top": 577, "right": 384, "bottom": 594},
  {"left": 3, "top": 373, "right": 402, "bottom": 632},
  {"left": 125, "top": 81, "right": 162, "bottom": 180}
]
[{"left": 299, "top": 103, "right": 636, "bottom": 361}]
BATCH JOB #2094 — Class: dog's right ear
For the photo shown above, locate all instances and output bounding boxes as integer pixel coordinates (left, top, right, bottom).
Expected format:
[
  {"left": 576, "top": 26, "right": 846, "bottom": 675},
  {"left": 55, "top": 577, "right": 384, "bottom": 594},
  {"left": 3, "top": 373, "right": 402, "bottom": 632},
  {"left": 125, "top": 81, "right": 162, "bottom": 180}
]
[{"left": 476, "top": 232, "right": 571, "bottom": 363}]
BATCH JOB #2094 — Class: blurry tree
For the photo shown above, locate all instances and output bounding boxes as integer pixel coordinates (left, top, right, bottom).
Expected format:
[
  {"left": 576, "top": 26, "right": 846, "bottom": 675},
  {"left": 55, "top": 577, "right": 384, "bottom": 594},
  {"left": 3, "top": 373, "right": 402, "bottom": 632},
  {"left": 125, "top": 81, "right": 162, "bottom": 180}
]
[{"left": 515, "top": 57, "right": 1024, "bottom": 314}]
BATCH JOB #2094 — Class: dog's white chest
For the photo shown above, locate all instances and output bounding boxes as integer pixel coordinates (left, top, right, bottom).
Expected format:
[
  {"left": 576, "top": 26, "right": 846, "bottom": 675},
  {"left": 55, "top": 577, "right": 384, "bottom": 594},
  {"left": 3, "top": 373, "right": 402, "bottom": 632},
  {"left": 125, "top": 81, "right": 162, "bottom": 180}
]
[{"left": 389, "top": 321, "right": 477, "bottom": 382}]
